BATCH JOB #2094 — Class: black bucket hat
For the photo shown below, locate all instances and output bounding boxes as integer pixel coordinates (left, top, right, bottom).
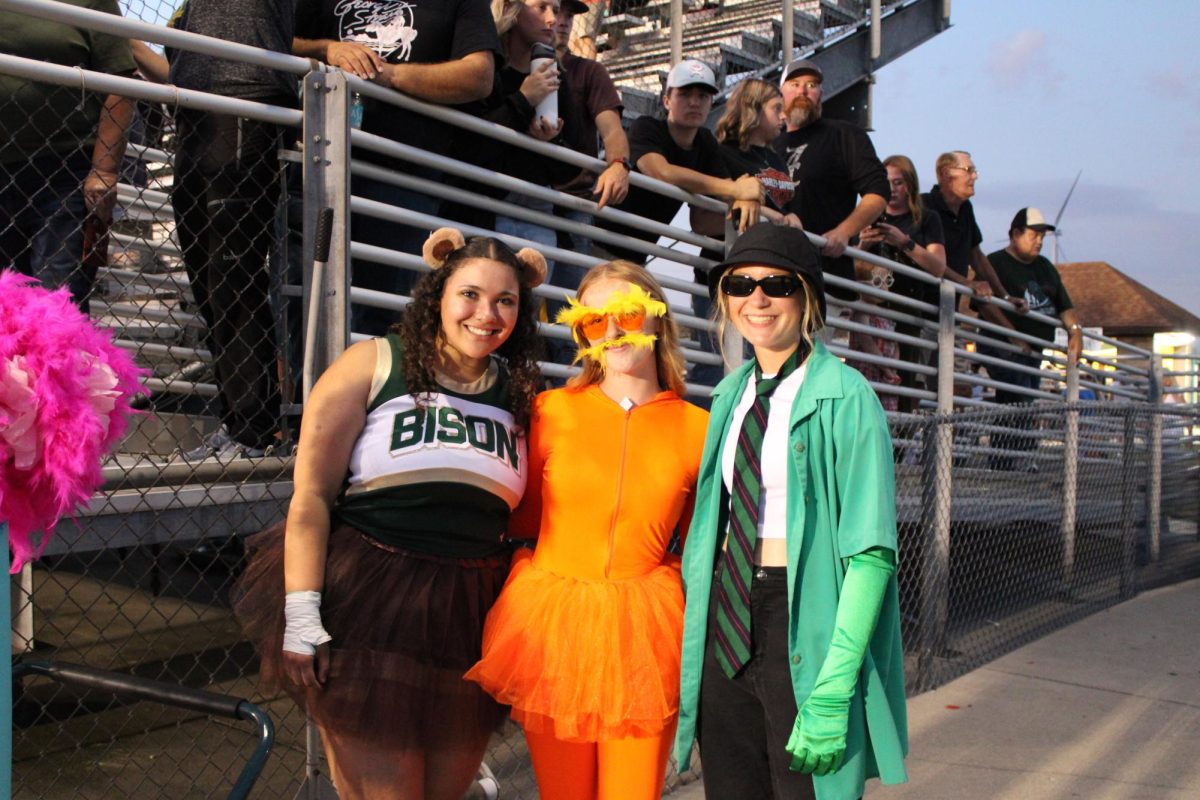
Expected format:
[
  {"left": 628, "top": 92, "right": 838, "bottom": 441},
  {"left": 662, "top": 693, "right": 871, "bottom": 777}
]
[{"left": 707, "top": 223, "right": 827, "bottom": 319}]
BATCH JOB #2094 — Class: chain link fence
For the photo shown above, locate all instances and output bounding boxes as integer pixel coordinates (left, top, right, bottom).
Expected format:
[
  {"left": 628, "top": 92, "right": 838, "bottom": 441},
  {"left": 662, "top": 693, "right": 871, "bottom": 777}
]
[
  {"left": 897, "top": 403, "right": 1200, "bottom": 696},
  {"left": 2, "top": 3, "right": 305, "bottom": 796}
]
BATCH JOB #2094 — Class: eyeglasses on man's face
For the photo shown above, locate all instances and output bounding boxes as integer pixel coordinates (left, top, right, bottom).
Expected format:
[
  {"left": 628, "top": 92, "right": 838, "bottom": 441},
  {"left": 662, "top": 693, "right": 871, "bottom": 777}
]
[{"left": 948, "top": 165, "right": 979, "bottom": 176}]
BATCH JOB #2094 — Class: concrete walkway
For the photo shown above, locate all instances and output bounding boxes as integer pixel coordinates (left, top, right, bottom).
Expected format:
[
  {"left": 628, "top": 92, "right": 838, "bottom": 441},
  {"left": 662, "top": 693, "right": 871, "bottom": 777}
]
[{"left": 673, "top": 577, "right": 1200, "bottom": 799}]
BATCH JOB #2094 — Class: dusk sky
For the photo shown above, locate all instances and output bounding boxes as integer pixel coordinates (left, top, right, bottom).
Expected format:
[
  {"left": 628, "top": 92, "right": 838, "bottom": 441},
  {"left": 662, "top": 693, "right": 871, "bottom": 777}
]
[{"left": 870, "top": 0, "right": 1200, "bottom": 317}]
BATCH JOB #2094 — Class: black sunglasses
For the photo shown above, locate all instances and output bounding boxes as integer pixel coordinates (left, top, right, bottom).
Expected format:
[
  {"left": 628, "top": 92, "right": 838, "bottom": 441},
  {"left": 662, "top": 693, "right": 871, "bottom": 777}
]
[{"left": 720, "top": 273, "right": 802, "bottom": 298}]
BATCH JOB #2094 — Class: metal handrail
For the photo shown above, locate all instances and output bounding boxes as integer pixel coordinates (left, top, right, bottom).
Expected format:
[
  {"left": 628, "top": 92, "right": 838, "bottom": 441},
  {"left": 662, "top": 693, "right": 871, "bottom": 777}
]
[
  {"left": 0, "top": 52, "right": 301, "bottom": 127},
  {"left": 0, "top": 0, "right": 313, "bottom": 76},
  {"left": 13, "top": 659, "right": 274, "bottom": 800}
]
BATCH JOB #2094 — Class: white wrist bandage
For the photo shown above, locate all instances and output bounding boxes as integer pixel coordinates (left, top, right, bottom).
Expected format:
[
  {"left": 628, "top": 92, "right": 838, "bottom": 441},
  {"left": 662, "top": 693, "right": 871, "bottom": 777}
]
[{"left": 283, "top": 590, "right": 333, "bottom": 656}]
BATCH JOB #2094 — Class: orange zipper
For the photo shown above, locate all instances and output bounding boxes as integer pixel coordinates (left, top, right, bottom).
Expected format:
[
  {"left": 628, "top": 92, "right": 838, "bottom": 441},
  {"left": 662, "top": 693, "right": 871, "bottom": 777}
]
[{"left": 603, "top": 403, "right": 633, "bottom": 579}]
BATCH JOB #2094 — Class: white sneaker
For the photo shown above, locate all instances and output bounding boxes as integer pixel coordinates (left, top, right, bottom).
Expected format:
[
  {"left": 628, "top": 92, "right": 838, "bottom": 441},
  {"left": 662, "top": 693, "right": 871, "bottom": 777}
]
[{"left": 180, "top": 427, "right": 268, "bottom": 461}]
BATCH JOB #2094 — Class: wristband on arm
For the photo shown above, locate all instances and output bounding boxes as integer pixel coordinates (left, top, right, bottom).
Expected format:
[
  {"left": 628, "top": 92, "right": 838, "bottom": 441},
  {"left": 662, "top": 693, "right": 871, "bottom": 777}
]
[
  {"left": 787, "top": 546, "right": 895, "bottom": 776},
  {"left": 282, "top": 590, "right": 333, "bottom": 656}
]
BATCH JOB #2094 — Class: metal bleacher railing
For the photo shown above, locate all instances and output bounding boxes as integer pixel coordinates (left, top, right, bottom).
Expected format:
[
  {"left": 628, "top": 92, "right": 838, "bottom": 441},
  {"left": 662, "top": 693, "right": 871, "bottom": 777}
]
[{"left": 1, "top": 0, "right": 1198, "bottom": 798}]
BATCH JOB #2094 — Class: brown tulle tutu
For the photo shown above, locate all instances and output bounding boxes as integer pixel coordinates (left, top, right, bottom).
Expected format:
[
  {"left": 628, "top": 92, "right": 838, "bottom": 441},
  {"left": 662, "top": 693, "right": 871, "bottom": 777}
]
[{"left": 231, "top": 521, "right": 510, "bottom": 748}]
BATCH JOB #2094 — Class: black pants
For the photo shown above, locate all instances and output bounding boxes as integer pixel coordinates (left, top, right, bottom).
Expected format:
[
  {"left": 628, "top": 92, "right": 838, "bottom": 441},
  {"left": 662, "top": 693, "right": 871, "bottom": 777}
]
[
  {"left": 978, "top": 345, "right": 1042, "bottom": 468},
  {"left": 700, "top": 567, "right": 816, "bottom": 800},
  {"left": 172, "top": 110, "right": 284, "bottom": 449}
]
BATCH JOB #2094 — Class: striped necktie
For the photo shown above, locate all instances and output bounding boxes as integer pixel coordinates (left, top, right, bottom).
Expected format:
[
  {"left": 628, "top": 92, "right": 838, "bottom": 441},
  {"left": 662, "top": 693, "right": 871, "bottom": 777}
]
[{"left": 714, "top": 348, "right": 802, "bottom": 678}]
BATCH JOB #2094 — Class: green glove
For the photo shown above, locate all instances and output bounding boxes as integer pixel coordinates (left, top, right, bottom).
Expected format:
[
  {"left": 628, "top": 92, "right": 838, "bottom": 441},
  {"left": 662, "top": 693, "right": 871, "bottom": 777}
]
[{"left": 787, "top": 546, "right": 895, "bottom": 775}]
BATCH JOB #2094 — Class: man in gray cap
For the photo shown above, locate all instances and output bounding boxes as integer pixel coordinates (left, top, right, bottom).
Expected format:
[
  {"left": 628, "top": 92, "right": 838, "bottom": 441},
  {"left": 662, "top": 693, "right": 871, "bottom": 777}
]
[
  {"left": 775, "top": 58, "right": 889, "bottom": 297},
  {"left": 598, "top": 58, "right": 764, "bottom": 264}
]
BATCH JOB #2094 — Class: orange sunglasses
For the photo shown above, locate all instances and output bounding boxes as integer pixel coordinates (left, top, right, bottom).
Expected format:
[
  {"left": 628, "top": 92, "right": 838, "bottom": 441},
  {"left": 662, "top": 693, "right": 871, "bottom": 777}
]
[{"left": 573, "top": 308, "right": 648, "bottom": 341}]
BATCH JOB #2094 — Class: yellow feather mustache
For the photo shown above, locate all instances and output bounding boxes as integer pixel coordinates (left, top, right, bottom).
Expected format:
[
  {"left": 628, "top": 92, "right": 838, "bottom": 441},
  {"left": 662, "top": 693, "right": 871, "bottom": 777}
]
[
  {"left": 554, "top": 285, "right": 669, "bottom": 367},
  {"left": 573, "top": 333, "right": 659, "bottom": 365}
]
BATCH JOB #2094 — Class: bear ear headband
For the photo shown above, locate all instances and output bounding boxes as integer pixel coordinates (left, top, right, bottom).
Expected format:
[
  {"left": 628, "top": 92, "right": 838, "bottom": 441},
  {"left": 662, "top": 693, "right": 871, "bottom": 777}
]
[{"left": 422, "top": 227, "right": 547, "bottom": 288}]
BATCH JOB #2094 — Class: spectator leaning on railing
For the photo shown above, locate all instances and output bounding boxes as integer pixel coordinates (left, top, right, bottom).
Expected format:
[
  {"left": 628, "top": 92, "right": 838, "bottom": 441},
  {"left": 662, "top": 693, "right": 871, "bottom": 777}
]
[
  {"left": 293, "top": 0, "right": 500, "bottom": 336},
  {"left": 713, "top": 77, "right": 800, "bottom": 229},
  {"left": 597, "top": 59, "right": 764, "bottom": 267},
  {"left": 857, "top": 154, "right": 946, "bottom": 411},
  {"left": 776, "top": 58, "right": 888, "bottom": 299},
  {"left": 982, "top": 207, "right": 1082, "bottom": 470},
  {"left": 923, "top": 150, "right": 1033, "bottom": 350},
  {"left": 551, "top": 0, "right": 630, "bottom": 256},
  {"left": 0, "top": 0, "right": 134, "bottom": 313}
]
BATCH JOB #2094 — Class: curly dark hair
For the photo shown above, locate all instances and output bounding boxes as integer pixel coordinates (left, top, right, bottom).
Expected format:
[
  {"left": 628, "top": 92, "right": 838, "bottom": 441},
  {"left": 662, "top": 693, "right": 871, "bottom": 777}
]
[{"left": 393, "top": 237, "right": 543, "bottom": 427}]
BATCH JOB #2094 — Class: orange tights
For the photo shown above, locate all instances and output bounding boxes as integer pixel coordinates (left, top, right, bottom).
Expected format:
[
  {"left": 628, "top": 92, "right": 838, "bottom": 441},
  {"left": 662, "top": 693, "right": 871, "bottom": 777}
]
[{"left": 524, "top": 718, "right": 678, "bottom": 800}]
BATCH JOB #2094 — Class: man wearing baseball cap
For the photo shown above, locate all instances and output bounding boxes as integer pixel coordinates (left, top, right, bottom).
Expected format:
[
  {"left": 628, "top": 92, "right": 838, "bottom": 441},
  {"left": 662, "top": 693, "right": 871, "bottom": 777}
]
[
  {"left": 982, "top": 207, "right": 1083, "bottom": 468},
  {"left": 775, "top": 58, "right": 889, "bottom": 297},
  {"left": 598, "top": 59, "right": 764, "bottom": 265},
  {"left": 988, "top": 207, "right": 1081, "bottom": 363}
]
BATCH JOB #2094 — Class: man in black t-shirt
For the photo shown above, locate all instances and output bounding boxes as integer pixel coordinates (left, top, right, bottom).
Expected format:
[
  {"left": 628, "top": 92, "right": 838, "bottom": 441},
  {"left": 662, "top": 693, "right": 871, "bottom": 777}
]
[
  {"left": 984, "top": 207, "right": 1082, "bottom": 382},
  {"left": 922, "top": 151, "right": 1035, "bottom": 345},
  {"left": 775, "top": 58, "right": 888, "bottom": 297},
  {"left": 293, "top": 0, "right": 500, "bottom": 335},
  {"left": 921, "top": 151, "right": 1027, "bottom": 306},
  {"left": 597, "top": 59, "right": 763, "bottom": 264},
  {"left": 981, "top": 207, "right": 1083, "bottom": 468}
]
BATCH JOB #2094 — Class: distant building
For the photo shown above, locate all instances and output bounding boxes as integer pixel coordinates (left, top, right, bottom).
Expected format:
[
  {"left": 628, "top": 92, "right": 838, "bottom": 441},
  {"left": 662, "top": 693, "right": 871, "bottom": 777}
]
[{"left": 1058, "top": 261, "right": 1199, "bottom": 399}]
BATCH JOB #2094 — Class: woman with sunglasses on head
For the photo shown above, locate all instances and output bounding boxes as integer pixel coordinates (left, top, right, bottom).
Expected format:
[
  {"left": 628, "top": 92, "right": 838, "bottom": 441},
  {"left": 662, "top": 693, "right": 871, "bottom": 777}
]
[
  {"left": 674, "top": 223, "right": 908, "bottom": 800},
  {"left": 233, "top": 229, "right": 545, "bottom": 800},
  {"left": 466, "top": 261, "right": 708, "bottom": 799}
]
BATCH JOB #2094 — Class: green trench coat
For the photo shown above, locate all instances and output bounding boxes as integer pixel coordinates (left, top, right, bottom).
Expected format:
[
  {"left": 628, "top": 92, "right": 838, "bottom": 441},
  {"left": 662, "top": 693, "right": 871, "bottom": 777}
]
[{"left": 674, "top": 341, "right": 908, "bottom": 800}]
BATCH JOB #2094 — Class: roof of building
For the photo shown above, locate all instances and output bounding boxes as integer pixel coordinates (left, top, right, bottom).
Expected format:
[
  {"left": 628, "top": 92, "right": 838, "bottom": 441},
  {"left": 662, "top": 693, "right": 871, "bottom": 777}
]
[{"left": 1058, "top": 261, "right": 1200, "bottom": 336}]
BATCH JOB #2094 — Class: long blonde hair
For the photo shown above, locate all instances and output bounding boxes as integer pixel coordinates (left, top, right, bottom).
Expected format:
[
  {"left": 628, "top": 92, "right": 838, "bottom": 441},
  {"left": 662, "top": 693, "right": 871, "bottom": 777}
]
[
  {"left": 714, "top": 78, "right": 782, "bottom": 151},
  {"left": 883, "top": 154, "right": 923, "bottom": 225},
  {"left": 492, "top": 0, "right": 523, "bottom": 47},
  {"left": 565, "top": 261, "right": 687, "bottom": 396},
  {"left": 712, "top": 270, "right": 825, "bottom": 367}
]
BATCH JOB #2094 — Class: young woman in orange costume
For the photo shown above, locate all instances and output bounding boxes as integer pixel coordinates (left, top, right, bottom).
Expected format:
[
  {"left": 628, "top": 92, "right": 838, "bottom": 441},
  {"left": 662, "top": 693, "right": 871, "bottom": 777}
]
[{"left": 465, "top": 261, "right": 708, "bottom": 799}]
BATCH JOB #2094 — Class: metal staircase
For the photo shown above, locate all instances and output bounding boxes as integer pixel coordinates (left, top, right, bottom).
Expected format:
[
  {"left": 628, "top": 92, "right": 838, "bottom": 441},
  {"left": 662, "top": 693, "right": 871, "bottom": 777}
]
[{"left": 61, "top": 143, "right": 291, "bottom": 566}]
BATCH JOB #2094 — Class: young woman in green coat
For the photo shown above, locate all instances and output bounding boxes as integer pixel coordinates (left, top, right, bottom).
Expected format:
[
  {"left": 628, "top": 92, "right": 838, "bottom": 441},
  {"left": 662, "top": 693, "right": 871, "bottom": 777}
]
[{"left": 675, "top": 224, "right": 908, "bottom": 800}]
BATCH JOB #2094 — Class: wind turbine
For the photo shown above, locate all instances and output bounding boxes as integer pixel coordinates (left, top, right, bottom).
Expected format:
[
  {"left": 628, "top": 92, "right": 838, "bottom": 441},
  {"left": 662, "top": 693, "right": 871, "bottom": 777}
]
[{"left": 1050, "top": 170, "right": 1082, "bottom": 264}]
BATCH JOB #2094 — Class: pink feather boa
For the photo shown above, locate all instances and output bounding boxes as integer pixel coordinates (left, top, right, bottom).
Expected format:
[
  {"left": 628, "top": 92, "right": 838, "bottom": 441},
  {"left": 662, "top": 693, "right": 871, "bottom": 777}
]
[{"left": 0, "top": 271, "right": 145, "bottom": 572}]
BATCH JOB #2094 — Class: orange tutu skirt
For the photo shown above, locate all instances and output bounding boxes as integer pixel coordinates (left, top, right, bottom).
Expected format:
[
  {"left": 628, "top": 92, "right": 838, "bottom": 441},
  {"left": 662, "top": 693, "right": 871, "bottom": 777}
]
[{"left": 464, "top": 549, "right": 684, "bottom": 743}]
